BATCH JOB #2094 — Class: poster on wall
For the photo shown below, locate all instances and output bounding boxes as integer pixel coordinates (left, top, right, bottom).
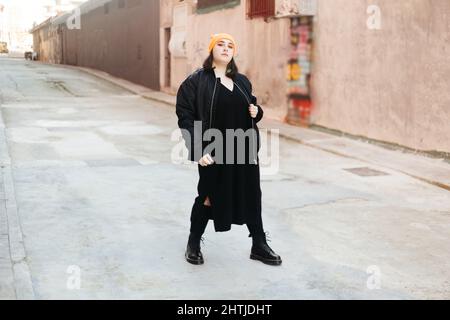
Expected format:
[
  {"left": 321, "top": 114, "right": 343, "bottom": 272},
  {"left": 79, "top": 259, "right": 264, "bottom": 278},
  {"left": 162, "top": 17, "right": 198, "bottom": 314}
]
[{"left": 286, "top": 16, "right": 314, "bottom": 126}]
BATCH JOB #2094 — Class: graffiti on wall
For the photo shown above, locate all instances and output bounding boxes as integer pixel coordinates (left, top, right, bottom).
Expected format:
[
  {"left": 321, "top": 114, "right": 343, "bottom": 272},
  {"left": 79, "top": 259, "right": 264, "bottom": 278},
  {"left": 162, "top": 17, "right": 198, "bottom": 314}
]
[{"left": 286, "top": 16, "right": 313, "bottom": 125}]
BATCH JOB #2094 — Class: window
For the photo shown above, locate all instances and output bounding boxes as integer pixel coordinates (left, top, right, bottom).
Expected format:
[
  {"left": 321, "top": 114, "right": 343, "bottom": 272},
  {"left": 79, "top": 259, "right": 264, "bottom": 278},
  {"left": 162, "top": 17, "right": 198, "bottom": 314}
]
[
  {"left": 104, "top": 3, "right": 109, "bottom": 14},
  {"left": 247, "top": 0, "right": 275, "bottom": 19},
  {"left": 197, "top": 0, "right": 240, "bottom": 13},
  {"left": 197, "top": 0, "right": 234, "bottom": 9},
  {"left": 118, "top": 0, "right": 126, "bottom": 9}
]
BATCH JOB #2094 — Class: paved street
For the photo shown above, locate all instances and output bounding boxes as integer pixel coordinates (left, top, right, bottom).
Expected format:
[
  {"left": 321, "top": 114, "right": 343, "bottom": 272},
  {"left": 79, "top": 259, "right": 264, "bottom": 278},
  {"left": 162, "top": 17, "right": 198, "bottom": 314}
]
[{"left": 1, "top": 57, "right": 450, "bottom": 299}]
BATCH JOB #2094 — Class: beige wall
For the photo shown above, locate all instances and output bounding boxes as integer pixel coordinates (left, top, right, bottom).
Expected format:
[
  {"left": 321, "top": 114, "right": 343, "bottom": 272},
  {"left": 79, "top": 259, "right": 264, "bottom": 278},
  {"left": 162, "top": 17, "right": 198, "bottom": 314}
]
[
  {"left": 32, "top": 25, "right": 63, "bottom": 64},
  {"left": 312, "top": 0, "right": 450, "bottom": 152},
  {"left": 162, "top": 0, "right": 291, "bottom": 120}
]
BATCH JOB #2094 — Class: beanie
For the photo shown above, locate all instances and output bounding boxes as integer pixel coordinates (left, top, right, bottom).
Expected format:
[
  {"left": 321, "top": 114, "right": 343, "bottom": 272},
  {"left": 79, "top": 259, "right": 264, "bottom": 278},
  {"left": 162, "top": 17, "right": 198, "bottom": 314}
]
[{"left": 208, "top": 33, "right": 237, "bottom": 56}]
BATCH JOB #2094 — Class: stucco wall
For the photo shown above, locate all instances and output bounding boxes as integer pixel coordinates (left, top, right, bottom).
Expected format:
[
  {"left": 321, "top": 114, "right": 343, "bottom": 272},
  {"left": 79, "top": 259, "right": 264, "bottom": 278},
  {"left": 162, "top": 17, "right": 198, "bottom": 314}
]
[
  {"left": 312, "top": 0, "right": 450, "bottom": 152},
  {"left": 32, "top": 24, "right": 63, "bottom": 64},
  {"left": 33, "top": 0, "right": 161, "bottom": 91},
  {"left": 165, "top": 0, "right": 291, "bottom": 120}
]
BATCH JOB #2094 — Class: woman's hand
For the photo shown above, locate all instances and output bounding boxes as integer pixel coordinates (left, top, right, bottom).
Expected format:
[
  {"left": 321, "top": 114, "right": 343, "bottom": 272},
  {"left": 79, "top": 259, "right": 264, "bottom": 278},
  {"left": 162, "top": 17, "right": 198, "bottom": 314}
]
[
  {"left": 249, "top": 104, "right": 258, "bottom": 118},
  {"left": 199, "top": 153, "right": 215, "bottom": 166}
]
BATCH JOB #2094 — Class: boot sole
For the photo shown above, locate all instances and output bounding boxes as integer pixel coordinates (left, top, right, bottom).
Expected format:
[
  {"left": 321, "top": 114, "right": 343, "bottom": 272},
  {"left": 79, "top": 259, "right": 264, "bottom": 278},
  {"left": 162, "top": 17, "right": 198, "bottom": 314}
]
[
  {"left": 185, "top": 253, "right": 204, "bottom": 265},
  {"left": 250, "top": 253, "right": 282, "bottom": 266}
]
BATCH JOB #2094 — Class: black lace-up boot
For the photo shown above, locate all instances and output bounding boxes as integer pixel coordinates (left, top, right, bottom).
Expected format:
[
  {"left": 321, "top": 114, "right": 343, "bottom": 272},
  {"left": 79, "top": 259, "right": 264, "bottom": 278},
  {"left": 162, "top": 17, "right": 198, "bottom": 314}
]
[
  {"left": 185, "top": 233, "right": 205, "bottom": 265},
  {"left": 249, "top": 231, "right": 282, "bottom": 266},
  {"left": 185, "top": 201, "right": 210, "bottom": 265}
]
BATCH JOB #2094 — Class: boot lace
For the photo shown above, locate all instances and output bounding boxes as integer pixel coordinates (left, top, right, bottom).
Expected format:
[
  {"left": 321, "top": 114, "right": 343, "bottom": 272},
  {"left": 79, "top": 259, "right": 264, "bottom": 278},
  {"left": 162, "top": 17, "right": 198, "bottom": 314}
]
[
  {"left": 264, "top": 231, "right": 272, "bottom": 242},
  {"left": 248, "top": 231, "right": 272, "bottom": 242}
]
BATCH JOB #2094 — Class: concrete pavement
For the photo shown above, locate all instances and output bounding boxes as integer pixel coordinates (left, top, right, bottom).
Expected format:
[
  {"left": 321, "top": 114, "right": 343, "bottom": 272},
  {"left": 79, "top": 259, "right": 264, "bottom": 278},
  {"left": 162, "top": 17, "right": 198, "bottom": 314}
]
[
  {"left": 1, "top": 102, "right": 35, "bottom": 299},
  {"left": 0, "top": 57, "right": 449, "bottom": 299},
  {"left": 63, "top": 63, "right": 450, "bottom": 192}
]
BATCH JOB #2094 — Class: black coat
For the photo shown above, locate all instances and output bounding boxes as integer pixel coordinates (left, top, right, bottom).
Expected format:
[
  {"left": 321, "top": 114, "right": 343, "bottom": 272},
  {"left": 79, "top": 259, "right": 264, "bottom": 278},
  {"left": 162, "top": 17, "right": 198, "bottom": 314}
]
[{"left": 175, "top": 67, "right": 264, "bottom": 162}]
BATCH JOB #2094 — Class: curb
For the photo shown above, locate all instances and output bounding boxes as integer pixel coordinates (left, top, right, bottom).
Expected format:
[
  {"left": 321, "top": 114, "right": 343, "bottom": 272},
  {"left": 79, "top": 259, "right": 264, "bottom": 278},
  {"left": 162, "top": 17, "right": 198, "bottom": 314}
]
[
  {"left": 262, "top": 126, "right": 450, "bottom": 192},
  {"left": 0, "top": 107, "right": 35, "bottom": 299}
]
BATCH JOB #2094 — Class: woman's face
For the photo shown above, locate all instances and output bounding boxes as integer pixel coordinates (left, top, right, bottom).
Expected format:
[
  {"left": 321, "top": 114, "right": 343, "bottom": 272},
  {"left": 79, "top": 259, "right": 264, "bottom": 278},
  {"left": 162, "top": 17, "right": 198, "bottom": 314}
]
[{"left": 212, "top": 39, "right": 235, "bottom": 65}]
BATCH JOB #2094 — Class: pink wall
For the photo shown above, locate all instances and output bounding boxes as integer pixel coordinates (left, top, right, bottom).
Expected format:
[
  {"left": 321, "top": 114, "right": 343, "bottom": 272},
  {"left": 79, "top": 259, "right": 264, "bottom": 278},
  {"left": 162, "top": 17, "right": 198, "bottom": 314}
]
[
  {"left": 165, "top": 0, "right": 291, "bottom": 120},
  {"left": 312, "top": 0, "right": 450, "bottom": 152}
]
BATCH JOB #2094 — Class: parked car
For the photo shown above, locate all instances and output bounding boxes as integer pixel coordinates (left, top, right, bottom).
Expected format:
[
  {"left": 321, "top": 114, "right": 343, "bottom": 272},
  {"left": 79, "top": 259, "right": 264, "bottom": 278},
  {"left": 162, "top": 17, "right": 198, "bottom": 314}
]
[
  {"left": 24, "top": 51, "right": 33, "bottom": 60},
  {"left": 24, "top": 46, "right": 37, "bottom": 60}
]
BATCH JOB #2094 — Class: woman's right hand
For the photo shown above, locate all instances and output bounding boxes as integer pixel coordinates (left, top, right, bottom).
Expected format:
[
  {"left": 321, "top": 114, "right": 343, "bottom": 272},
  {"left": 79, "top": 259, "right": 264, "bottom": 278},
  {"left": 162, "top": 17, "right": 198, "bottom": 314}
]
[{"left": 199, "top": 153, "right": 215, "bottom": 166}]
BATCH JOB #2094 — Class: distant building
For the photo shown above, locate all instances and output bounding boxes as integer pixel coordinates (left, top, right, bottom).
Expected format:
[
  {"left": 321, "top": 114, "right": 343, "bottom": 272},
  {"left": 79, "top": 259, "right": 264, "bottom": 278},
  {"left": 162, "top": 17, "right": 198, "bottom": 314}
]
[
  {"left": 31, "top": 0, "right": 160, "bottom": 90},
  {"left": 41, "top": 0, "right": 87, "bottom": 19},
  {"left": 0, "top": 0, "right": 87, "bottom": 54},
  {"left": 30, "top": 0, "right": 450, "bottom": 153}
]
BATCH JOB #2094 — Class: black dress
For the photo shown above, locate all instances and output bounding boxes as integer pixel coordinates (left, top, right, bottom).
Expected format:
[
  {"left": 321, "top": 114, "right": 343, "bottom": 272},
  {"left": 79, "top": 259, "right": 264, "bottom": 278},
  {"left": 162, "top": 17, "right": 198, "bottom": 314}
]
[{"left": 196, "top": 80, "right": 262, "bottom": 232}]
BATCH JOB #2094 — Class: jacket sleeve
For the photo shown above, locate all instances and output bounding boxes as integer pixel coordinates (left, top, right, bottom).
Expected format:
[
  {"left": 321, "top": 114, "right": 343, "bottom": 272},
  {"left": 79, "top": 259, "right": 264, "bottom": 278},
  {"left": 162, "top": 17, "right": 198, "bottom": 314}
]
[
  {"left": 175, "top": 74, "right": 203, "bottom": 162},
  {"left": 247, "top": 77, "right": 264, "bottom": 123}
]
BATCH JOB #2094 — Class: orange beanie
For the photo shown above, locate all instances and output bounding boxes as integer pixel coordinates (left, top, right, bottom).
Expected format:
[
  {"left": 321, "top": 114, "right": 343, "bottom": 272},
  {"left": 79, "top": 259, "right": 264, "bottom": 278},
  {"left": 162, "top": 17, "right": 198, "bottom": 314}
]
[{"left": 208, "top": 33, "right": 237, "bottom": 56}]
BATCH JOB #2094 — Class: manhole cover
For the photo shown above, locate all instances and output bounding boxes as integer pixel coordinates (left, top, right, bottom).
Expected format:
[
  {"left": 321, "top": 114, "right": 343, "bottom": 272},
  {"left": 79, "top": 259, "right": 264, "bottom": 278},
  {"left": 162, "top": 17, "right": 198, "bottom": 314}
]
[{"left": 343, "top": 167, "right": 388, "bottom": 177}]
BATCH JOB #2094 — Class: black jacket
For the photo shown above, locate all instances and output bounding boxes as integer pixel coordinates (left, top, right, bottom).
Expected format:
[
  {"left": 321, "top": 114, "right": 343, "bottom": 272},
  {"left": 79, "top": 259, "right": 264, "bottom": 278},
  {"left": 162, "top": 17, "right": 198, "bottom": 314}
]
[{"left": 176, "top": 67, "right": 264, "bottom": 163}]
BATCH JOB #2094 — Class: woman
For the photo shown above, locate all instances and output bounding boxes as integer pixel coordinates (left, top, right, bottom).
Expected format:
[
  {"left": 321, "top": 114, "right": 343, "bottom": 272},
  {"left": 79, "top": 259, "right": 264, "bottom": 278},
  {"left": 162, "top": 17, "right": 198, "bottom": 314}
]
[{"left": 176, "top": 33, "right": 282, "bottom": 266}]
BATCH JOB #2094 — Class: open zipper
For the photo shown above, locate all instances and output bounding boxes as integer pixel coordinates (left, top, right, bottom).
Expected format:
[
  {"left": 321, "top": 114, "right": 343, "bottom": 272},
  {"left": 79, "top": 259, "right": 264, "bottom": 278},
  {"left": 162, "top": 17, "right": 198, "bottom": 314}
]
[
  {"left": 209, "top": 77, "right": 218, "bottom": 131},
  {"left": 233, "top": 81, "right": 258, "bottom": 165}
]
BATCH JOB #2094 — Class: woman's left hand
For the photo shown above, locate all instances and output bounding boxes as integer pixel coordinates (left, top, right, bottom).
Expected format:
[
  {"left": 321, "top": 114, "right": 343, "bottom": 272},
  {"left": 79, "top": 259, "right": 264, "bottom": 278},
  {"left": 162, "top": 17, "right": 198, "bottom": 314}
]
[{"left": 249, "top": 104, "right": 258, "bottom": 118}]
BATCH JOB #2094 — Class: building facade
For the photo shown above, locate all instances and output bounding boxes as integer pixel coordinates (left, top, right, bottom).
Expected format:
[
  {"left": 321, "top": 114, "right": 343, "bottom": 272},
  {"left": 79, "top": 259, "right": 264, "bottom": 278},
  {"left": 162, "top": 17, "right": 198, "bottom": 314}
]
[
  {"left": 160, "top": 0, "right": 293, "bottom": 121},
  {"left": 312, "top": 0, "right": 450, "bottom": 153},
  {"left": 161, "top": 0, "right": 450, "bottom": 153},
  {"left": 31, "top": 0, "right": 450, "bottom": 153},
  {"left": 32, "top": 0, "right": 160, "bottom": 90}
]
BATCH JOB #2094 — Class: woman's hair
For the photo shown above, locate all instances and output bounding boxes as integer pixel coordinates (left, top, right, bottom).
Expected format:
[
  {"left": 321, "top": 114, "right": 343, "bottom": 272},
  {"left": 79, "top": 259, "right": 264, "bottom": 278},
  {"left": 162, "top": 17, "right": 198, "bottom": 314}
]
[{"left": 202, "top": 51, "right": 239, "bottom": 79}]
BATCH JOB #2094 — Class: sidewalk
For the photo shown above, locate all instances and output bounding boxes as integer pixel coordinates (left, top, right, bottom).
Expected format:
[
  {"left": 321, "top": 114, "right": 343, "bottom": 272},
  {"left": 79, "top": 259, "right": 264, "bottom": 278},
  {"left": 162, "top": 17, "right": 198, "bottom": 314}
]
[
  {"left": 0, "top": 110, "right": 35, "bottom": 300},
  {"left": 0, "top": 170, "right": 15, "bottom": 299},
  {"left": 53, "top": 63, "right": 450, "bottom": 192}
]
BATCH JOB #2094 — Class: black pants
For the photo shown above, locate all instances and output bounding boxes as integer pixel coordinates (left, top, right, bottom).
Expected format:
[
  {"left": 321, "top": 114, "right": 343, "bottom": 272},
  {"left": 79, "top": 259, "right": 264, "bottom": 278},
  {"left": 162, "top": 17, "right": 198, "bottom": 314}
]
[{"left": 189, "top": 196, "right": 264, "bottom": 237}]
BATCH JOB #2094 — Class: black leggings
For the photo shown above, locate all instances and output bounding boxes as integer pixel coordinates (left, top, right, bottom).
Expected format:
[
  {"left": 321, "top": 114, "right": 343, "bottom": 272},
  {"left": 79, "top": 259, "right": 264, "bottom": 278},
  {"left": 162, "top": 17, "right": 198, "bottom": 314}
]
[
  {"left": 189, "top": 196, "right": 264, "bottom": 237},
  {"left": 189, "top": 198, "right": 211, "bottom": 236}
]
